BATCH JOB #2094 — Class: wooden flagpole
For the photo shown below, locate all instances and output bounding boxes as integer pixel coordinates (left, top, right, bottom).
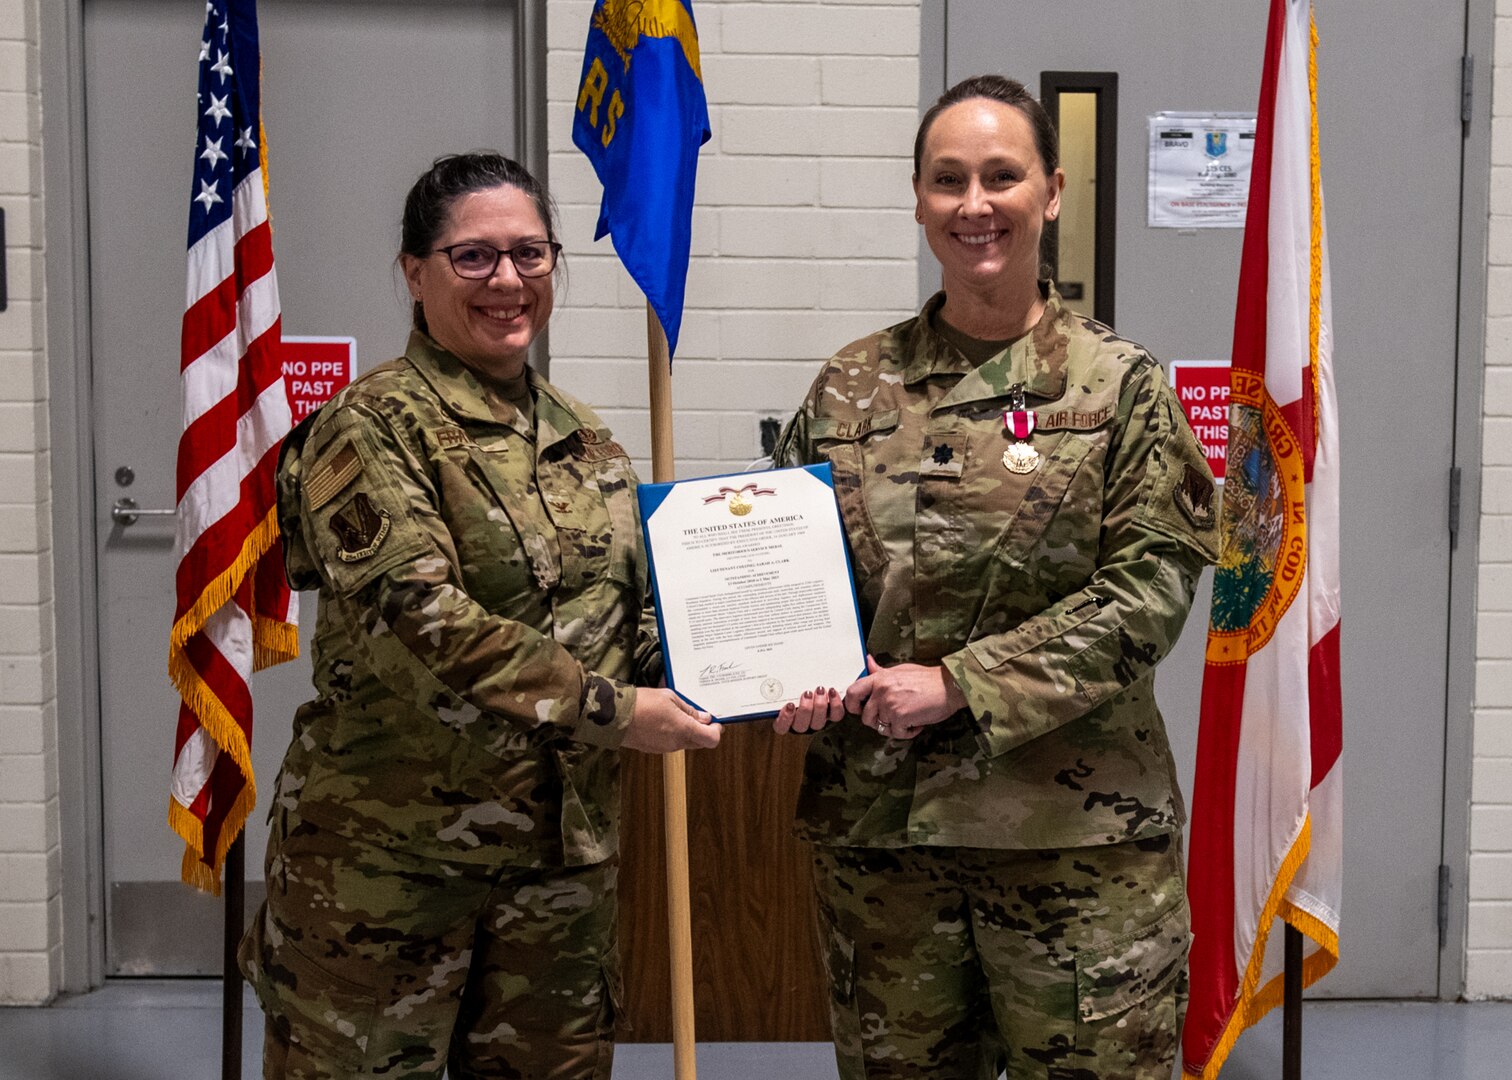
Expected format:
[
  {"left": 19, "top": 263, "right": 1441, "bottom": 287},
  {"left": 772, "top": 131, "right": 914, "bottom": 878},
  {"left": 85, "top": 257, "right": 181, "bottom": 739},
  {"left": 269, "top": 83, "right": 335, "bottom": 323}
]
[
  {"left": 1282, "top": 923, "right": 1303, "bottom": 1080},
  {"left": 222, "top": 835, "right": 245, "bottom": 1080},
  {"left": 646, "top": 303, "right": 697, "bottom": 1079}
]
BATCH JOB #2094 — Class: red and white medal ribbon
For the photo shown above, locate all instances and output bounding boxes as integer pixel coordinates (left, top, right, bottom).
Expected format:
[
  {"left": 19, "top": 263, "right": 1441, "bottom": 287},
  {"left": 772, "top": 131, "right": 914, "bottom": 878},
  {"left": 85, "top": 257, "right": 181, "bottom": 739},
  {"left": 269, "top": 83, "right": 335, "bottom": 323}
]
[
  {"left": 1001, "top": 405, "right": 1041, "bottom": 474},
  {"left": 1004, "top": 409, "right": 1037, "bottom": 440}
]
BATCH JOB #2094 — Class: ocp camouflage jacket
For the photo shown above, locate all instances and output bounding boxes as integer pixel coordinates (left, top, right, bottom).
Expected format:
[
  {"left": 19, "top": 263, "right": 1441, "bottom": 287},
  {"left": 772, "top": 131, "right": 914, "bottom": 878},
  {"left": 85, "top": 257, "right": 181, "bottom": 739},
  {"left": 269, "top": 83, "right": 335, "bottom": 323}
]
[
  {"left": 775, "top": 286, "right": 1220, "bottom": 850},
  {"left": 271, "top": 331, "right": 659, "bottom": 868}
]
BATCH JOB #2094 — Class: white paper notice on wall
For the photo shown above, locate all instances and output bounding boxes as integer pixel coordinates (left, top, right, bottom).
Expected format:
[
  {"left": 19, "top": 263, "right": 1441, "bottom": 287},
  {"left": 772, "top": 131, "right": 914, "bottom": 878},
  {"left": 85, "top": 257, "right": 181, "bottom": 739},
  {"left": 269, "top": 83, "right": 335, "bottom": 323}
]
[{"left": 1147, "top": 112, "right": 1257, "bottom": 228}]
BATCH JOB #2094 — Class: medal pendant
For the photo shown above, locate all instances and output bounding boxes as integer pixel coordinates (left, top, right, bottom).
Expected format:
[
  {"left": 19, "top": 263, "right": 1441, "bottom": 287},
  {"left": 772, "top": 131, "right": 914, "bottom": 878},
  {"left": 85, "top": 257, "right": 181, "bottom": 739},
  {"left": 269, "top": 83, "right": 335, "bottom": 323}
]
[
  {"left": 1003, "top": 442, "right": 1040, "bottom": 474},
  {"left": 1002, "top": 392, "right": 1040, "bottom": 472}
]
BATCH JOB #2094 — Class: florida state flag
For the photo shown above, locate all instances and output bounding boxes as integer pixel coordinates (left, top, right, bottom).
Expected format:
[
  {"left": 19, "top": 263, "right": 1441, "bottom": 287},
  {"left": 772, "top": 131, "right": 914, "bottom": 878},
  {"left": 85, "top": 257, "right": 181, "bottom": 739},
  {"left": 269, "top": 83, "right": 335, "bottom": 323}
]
[{"left": 1182, "top": 1, "right": 1342, "bottom": 1075}]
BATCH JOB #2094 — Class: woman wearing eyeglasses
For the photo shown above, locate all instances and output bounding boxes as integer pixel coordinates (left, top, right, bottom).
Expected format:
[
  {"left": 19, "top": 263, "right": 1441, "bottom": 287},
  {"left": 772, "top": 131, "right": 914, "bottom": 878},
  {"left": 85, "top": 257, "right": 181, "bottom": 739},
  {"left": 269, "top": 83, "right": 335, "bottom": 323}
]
[{"left": 238, "top": 152, "right": 719, "bottom": 1080}]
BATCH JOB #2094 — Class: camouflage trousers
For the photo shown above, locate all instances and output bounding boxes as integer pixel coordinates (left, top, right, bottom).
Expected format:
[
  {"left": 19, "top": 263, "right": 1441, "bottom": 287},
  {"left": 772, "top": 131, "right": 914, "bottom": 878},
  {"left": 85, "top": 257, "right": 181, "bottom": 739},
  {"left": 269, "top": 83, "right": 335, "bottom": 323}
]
[
  {"left": 811, "top": 835, "right": 1189, "bottom": 1080},
  {"left": 237, "top": 808, "right": 622, "bottom": 1079}
]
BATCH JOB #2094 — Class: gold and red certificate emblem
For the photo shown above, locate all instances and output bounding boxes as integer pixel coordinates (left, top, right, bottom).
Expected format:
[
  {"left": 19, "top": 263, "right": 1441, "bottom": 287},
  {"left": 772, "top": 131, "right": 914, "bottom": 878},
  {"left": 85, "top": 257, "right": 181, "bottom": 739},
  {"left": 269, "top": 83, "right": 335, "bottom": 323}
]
[{"left": 701, "top": 482, "right": 774, "bottom": 516}]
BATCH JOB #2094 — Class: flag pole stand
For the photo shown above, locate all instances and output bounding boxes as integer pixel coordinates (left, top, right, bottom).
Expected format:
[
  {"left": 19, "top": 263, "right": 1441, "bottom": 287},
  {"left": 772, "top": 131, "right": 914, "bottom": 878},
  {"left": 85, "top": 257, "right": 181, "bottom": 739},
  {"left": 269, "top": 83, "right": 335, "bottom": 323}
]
[
  {"left": 1282, "top": 923, "right": 1303, "bottom": 1080},
  {"left": 647, "top": 304, "right": 698, "bottom": 1080},
  {"left": 223, "top": 834, "right": 246, "bottom": 1080}
]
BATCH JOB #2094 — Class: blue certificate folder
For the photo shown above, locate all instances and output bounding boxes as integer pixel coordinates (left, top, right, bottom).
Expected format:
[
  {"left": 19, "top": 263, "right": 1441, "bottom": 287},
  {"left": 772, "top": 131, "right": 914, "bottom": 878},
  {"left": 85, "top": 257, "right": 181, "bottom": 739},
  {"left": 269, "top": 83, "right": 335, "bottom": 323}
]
[{"left": 637, "top": 463, "right": 868, "bottom": 723}]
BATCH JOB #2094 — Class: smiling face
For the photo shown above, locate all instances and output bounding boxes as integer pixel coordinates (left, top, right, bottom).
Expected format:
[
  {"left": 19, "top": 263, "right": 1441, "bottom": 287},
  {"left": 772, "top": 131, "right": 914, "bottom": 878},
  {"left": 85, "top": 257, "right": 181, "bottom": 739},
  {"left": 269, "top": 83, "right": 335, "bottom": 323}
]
[
  {"left": 401, "top": 184, "right": 553, "bottom": 384},
  {"left": 913, "top": 97, "right": 1064, "bottom": 300}
]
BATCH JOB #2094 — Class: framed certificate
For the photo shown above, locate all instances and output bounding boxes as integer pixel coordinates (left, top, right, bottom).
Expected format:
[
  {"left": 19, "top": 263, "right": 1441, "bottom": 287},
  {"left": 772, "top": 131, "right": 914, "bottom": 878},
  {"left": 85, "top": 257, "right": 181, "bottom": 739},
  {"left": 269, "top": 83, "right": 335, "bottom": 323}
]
[{"left": 637, "top": 464, "right": 868, "bottom": 722}]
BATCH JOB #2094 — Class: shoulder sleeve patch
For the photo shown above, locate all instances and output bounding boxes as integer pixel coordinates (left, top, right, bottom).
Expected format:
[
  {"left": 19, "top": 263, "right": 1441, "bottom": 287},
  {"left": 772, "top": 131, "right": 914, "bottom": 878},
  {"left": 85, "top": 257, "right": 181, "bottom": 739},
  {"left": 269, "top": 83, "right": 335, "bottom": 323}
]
[
  {"left": 1174, "top": 463, "right": 1217, "bottom": 529},
  {"left": 302, "top": 409, "right": 434, "bottom": 597},
  {"left": 305, "top": 439, "right": 362, "bottom": 511},
  {"left": 328, "top": 492, "right": 393, "bottom": 562},
  {"left": 1137, "top": 385, "right": 1221, "bottom": 562}
]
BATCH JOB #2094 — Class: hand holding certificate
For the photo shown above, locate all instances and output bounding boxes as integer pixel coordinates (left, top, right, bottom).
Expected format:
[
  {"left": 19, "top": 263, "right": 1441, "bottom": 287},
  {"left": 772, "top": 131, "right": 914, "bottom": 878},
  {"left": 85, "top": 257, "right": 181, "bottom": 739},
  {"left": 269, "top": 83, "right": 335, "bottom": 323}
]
[{"left": 638, "top": 464, "right": 868, "bottom": 721}]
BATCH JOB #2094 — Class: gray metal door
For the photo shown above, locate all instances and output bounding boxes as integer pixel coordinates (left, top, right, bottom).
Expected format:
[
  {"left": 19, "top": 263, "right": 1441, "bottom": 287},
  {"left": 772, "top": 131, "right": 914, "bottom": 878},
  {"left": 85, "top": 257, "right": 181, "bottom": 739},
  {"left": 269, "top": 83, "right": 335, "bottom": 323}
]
[
  {"left": 939, "top": 1, "right": 1462, "bottom": 997},
  {"left": 84, "top": 0, "right": 520, "bottom": 975}
]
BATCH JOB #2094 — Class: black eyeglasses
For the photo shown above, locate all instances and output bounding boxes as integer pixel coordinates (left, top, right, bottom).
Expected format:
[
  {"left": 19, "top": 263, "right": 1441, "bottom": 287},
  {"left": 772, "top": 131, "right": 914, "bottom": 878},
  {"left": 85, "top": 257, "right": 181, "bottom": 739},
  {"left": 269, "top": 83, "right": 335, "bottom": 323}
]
[{"left": 432, "top": 240, "right": 562, "bottom": 280}]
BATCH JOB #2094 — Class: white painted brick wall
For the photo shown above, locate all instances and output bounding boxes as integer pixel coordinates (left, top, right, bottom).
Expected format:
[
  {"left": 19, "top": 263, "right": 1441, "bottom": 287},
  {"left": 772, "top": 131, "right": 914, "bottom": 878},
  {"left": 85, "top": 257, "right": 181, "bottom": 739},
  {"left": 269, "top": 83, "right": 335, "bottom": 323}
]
[
  {"left": 0, "top": 0, "right": 58, "bottom": 1006},
  {"left": 544, "top": 0, "right": 920, "bottom": 479},
  {"left": 1472, "top": 7, "right": 1512, "bottom": 1001}
]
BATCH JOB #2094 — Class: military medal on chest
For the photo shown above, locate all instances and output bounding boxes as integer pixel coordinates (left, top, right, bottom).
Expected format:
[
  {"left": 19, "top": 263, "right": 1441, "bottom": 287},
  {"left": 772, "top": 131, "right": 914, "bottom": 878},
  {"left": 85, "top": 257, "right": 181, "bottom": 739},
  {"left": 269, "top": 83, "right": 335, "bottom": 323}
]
[{"left": 1002, "top": 384, "right": 1040, "bottom": 474}]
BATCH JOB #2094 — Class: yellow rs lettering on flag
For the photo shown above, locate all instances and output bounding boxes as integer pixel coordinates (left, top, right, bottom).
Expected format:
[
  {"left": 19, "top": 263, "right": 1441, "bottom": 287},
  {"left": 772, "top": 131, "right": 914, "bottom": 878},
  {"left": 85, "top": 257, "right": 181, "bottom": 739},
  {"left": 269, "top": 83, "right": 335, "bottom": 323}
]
[{"left": 572, "top": 0, "right": 710, "bottom": 357}]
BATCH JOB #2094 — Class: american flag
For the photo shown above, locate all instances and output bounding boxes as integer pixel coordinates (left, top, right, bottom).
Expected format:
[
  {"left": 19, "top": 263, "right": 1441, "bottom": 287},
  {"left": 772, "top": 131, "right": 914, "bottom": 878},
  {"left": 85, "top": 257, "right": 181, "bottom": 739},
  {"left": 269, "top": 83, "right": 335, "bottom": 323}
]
[{"left": 167, "top": 0, "right": 298, "bottom": 895}]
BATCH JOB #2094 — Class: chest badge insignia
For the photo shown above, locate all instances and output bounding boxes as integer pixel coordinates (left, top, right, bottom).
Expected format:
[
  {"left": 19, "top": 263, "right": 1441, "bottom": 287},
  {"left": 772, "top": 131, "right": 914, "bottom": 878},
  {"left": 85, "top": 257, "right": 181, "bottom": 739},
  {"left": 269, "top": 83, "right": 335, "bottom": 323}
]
[{"left": 1002, "top": 385, "right": 1040, "bottom": 474}]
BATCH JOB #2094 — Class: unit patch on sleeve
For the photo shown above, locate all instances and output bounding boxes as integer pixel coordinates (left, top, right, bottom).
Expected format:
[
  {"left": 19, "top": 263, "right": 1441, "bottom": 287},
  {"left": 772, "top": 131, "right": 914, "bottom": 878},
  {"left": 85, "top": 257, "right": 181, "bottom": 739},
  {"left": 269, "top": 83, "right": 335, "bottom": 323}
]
[
  {"left": 1174, "top": 462, "right": 1217, "bottom": 529},
  {"left": 329, "top": 492, "right": 392, "bottom": 561}
]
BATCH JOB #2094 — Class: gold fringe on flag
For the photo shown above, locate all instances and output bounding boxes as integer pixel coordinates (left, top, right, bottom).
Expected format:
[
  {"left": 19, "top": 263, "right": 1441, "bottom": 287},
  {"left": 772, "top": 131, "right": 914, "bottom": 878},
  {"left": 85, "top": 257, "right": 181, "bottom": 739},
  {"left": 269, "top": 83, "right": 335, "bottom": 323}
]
[
  {"left": 167, "top": 504, "right": 290, "bottom": 892},
  {"left": 1184, "top": 818, "right": 1312, "bottom": 1080},
  {"left": 168, "top": 779, "right": 259, "bottom": 897},
  {"left": 1182, "top": 813, "right": 1341, "bottom": 1080},
  {"left": 168, "top": 505, "right": 282, "bottom": 781}
]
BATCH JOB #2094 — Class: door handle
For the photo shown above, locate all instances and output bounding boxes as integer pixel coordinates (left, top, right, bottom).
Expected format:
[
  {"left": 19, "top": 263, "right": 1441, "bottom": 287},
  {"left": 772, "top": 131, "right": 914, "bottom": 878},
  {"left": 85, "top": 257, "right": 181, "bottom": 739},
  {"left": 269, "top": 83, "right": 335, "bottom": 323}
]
[{"left": 111, "top": 497, "right": 176, "bottom": 527}]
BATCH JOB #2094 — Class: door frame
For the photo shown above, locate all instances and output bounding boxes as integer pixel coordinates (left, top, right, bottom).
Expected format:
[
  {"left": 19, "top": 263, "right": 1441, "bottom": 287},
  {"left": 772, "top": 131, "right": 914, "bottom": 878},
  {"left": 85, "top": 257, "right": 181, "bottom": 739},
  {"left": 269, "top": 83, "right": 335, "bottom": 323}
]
[
  {"left": 40, "top": 0, "right": 106, "bottom": 996},
  {"left": 1442, "top": 0, "right": 1495, "bottom": 1002},
  {"left": 1038, "top": 69, "right": 1119, "bottom": 327},
  {"left": 39, "top": 0, "right": 549, "bottom": 993},
  {"left": 913, "top": 0, "right": 1490, "bottom": 1001}
]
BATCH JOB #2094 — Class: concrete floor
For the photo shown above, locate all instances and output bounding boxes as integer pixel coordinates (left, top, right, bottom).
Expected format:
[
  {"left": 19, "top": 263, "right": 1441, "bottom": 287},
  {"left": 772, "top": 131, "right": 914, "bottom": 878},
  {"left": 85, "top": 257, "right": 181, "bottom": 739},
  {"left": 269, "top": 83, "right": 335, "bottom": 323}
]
[{"left": 1, "top": 982, "right": 1509, "bottom": 1079}]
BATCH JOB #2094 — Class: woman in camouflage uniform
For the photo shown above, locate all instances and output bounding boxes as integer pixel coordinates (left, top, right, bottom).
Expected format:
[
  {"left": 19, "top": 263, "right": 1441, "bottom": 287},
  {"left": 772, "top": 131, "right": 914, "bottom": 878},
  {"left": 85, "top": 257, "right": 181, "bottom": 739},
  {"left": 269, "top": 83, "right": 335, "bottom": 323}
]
[
  {"left": 775, "top": 77, "right": 1220, "bottom": 1079},
  {"left": 238, "top": 153, "right": 720, "bottom": 1080}
]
